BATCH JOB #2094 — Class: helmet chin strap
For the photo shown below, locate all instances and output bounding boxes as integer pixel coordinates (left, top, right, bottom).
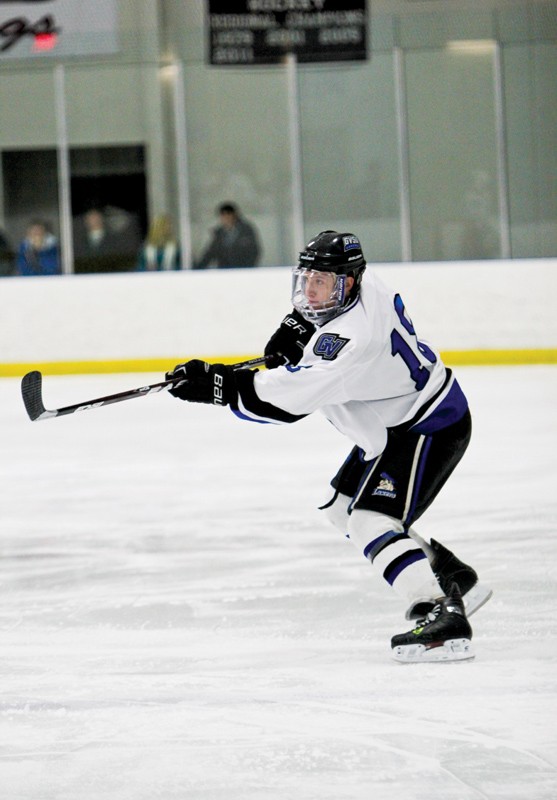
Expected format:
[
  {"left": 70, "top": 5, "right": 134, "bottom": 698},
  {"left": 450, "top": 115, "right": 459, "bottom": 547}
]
[{"left": 336, "top": 274, "right": 346, "bottom": 304}]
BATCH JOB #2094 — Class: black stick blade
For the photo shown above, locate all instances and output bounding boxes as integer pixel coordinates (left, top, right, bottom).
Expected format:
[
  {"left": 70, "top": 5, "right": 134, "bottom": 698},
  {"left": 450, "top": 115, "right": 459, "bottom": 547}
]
[{"left": 21, "top": 371, "right": 56, "bottom": 421}]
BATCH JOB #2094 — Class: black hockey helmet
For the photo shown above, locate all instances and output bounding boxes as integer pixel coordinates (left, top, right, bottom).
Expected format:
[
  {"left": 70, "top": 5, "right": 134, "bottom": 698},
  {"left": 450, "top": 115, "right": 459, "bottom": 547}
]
[
  {"left": 292, "top": 231, "right": 366, "bottom": 324},
  {"left": 298, "top": 230, "right": 366, "bottom": 276}
]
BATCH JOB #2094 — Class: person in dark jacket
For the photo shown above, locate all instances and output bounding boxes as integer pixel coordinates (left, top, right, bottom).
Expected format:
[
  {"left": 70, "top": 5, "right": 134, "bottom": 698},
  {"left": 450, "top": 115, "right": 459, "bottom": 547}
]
[
  {"left": 0, "top": 227, "right": 14, "bottom": 276},
  {"left": 194, "top": 202, "right": 261, "bottom": 269},
  {"left": 73, "top": 208, "right": 139, "bottom": 274}
]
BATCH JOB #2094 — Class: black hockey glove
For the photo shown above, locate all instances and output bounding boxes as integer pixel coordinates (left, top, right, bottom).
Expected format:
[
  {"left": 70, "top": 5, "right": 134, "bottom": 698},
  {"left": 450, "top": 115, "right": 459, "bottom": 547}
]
[
  {"left": 264, "top": 309, "right": 315, "bottom": 369},
  {"left": 165, "top": 359, "right": 234, "bottom": 406}
]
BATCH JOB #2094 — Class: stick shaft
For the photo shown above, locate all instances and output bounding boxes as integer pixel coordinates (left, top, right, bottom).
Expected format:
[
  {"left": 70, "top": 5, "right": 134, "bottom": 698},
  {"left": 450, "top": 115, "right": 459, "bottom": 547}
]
[{"left": 21, "top": 357, "right": 266, "bottom": 421}]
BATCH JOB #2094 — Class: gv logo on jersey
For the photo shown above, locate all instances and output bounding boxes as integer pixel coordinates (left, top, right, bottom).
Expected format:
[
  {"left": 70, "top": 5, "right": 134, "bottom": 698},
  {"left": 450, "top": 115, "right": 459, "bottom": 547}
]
[{"left": 313, "top": 333, "right": 349, "bottom": 361}]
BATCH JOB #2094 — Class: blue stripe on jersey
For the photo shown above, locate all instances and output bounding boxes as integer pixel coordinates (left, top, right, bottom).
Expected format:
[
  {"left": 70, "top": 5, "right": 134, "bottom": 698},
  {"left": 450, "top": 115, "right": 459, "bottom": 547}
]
[
  {"left": 411, "top": 377, "right": 468, "bottom": 435},
  {"left": 285, "top": 364, "right": 312, "bottom": 373},
  {"left": 233, "top": 368, "right": 308, "bottom": 425},
  {"left": 231, "top": 408, "right": 273, "bottom": 424}
]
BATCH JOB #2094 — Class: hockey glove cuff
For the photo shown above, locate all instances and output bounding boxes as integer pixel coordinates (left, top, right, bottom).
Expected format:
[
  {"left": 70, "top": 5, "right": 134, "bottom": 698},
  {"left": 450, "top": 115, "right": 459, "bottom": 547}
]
[
  {"left": 166, "top": 360, "right": 235, "bottom": 406},
  {"left": 264, "top": 309, "right": 316, "bottom": 369}
]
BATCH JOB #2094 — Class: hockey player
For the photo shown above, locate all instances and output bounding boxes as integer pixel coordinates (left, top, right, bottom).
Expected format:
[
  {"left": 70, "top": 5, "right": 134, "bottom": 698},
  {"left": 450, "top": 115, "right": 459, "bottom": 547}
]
[{"left": 166, "top": 231, "right": 492, "bottom": 662}]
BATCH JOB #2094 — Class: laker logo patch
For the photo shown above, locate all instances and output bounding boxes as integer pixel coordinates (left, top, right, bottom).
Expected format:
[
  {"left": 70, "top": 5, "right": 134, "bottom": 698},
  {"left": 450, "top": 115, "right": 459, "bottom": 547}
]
[
  {"left": 313, "top": 333, "right": 349, "bottom": 361},
  {"left": 372, "top": 472, "right": 397, "bottom": 499}
]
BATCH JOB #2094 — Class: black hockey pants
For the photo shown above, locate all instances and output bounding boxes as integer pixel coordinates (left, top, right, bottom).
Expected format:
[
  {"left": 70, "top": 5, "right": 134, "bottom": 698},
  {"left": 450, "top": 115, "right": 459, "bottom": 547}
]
[{"left": 326, "top": 410, "right": 472, "bottom": 528}]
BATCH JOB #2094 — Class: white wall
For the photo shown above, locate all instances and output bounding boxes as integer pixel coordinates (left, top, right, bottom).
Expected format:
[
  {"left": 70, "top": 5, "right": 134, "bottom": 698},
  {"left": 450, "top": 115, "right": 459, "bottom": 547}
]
[{"left": 1, "top": 259, "right": 556, "bottom": 372}]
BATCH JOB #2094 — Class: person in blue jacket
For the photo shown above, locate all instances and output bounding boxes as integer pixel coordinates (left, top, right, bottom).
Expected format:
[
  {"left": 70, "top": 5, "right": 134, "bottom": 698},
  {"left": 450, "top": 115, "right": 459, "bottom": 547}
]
[{"left": 15, "top": 220, "right": 60, "bottom": 276}]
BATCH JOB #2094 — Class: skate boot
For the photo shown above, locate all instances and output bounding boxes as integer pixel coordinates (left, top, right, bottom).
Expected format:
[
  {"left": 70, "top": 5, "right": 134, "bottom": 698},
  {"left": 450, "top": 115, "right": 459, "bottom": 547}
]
[
  {"left": 392, "top": 584, "right": 474, "bottom": 663},
  {"left": 405, "top": 538, "right": 492, "bottom": 620}
]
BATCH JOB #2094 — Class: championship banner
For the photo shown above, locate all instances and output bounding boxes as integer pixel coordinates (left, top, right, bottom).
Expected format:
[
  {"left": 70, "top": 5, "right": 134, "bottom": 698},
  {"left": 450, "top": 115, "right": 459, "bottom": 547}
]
[
  {"left": 207, "top": 0, "right": 368, "bottom": 66},
  {"left": 0, "top": 0, "right": 119, "bottom": 60}
]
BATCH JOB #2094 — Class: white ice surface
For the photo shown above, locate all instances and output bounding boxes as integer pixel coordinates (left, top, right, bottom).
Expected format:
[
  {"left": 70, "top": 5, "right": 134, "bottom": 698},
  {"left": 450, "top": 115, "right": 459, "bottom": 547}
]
[{"left": 1, "top": 366, "right": 557, "bottom": 800}]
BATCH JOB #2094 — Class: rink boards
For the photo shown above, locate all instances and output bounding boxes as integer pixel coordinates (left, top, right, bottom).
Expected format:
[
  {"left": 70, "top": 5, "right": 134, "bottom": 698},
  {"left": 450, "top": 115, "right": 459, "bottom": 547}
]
[{"left": 1, "top": 258, "right": 556, "bottom": 376}]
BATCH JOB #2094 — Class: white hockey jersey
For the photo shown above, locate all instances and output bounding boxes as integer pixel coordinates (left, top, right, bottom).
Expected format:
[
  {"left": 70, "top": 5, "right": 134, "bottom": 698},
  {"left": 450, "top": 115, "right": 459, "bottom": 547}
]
[{"left": 232, "top": 269, "right": 468, "bottom": 460}]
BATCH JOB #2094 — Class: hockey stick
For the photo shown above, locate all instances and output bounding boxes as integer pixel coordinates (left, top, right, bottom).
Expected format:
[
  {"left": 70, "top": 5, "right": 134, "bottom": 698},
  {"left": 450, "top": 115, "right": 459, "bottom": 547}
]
[{"left": 21, "top": 356, "right": 266, "bottom": 422}]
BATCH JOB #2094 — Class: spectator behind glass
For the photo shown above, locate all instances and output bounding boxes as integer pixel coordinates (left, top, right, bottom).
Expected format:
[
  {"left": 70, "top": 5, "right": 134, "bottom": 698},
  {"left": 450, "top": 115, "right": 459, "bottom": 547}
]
[
  {"left": 15, "top": 220, "right": 60, "bottom": 276},
  {"left": 137, "top": 213, "right": 180, "bottom": 271},
  {"left": 74, "top": 208, "right": 138, "bottom": 274},
  {"left": 194, "top": 202, "right": 261, "bottom": 269},
  {"left": 0, "top": 227, "right": 15, "bottom": 276}
]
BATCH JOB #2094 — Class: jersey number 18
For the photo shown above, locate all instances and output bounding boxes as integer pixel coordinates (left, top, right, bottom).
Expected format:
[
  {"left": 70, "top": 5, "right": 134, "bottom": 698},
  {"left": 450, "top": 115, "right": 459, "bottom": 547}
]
[{"left": 390, "top": 294, "right": 437, "bottom": 391}]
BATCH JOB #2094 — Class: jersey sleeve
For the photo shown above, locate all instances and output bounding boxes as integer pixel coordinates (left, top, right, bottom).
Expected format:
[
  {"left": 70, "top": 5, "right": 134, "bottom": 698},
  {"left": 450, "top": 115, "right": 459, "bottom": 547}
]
[
  {"left": 231, "top": 323, "right": 372, "bottom": 425},
  {"left": 231, "top": 368, "right": 308, "bottom": 424}
]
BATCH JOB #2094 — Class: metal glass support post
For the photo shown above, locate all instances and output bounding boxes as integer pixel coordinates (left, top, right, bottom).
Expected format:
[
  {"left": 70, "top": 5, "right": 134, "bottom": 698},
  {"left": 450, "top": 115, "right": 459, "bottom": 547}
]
[
  {"left": 171, "top": 61, "right": 193, "bottom": 269},
  {"left": 493, "top": 42, "right": 512, "bottom": 259},
  {"left": 393, "top": 47, "right": 412, "bottom": 263},
  {"left": 286, "top": 53, "right": 305, "bottom": 259},
  {"left": 54, "top": 65, "right": 74, "bottom": 275}
]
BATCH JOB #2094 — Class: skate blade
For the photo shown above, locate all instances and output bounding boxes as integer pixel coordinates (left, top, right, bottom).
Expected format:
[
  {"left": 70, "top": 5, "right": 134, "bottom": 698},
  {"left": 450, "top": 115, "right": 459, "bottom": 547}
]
[
  {"left": 392, "top": 638, "right": 474, "bottom": 663},
  {"left": 464, "top": 583, "right": 493, "bottom": 617}
]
